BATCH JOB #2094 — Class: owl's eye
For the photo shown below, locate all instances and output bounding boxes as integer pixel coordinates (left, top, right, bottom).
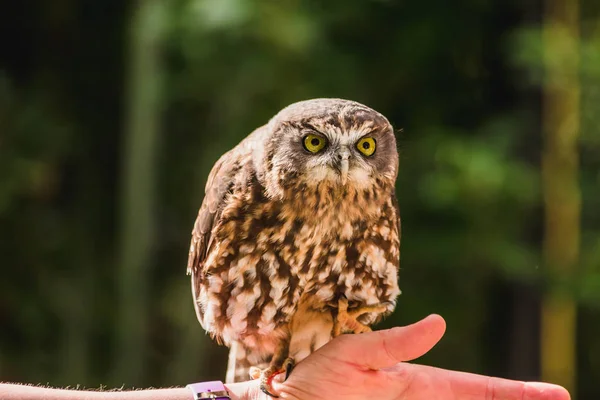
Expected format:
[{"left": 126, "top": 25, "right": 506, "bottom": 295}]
[
  {"left": 303, "top": 134, "right": 327, "bottom": 153},
  {"left": 356, "top": 137, "right": 376, "bottom": 156}
]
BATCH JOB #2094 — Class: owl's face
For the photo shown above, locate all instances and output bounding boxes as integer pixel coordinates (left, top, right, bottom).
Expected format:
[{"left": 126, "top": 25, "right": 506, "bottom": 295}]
[{"left": 259, "top": 99, "right": 398, "bottom": 197}]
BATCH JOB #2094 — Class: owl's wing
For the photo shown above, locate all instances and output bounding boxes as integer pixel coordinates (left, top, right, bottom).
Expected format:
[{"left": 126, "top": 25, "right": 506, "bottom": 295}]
[
  {"left": 187, "top": 128, "right": 264, "bottom": 329},
  {"left": 187, "top": 150, "right": 241, "bottom": 276},
  {"left": 187, "top": 148, "right": 244, "bottom": 331},
  {"left": 392, "top": 191, "right": 401, "bottom": 246}
]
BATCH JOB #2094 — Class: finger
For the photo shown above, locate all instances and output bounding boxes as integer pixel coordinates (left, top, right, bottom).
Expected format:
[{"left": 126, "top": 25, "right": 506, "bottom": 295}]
[
  {"left": 327, "top": 314, "right": 446, "bottom": 370},
  {"left": 453, "top": 374, "right": 571, "bottom": 400},
  {"left": 395, "top": 364, "right": 571, "bottom": 400}
]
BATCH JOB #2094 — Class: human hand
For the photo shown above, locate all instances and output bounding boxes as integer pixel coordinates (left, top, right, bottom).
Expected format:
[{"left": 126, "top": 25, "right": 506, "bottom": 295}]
[
  {"left": 0, "top": 315, "right": 569, "bottom": 400},
  {"left": 262, "top": 315, "right": 570, "bottom": 400}
]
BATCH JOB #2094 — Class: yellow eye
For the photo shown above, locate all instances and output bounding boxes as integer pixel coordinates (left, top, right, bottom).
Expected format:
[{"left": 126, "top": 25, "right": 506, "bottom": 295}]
[
  {"left": 303, "top": 134, "right": 327, "bottom": 153},
  {"left": 356, "top": 137, "right": 376, "bottom": 156}
]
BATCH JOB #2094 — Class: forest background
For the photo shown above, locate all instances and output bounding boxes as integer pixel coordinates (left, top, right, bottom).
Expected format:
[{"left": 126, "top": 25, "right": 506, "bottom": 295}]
[{"left": 0, "top": 0, "right": 599, "bottom": 399}]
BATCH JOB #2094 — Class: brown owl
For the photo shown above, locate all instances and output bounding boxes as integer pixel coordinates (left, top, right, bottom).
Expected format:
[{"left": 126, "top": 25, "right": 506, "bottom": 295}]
[{"left": 187, "top": 98, "right": 401, "bottom": 397}]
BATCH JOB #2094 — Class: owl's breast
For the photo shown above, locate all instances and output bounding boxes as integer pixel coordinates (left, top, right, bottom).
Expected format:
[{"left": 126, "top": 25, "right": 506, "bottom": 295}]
[
  {"left": 196, "top": 193, "right": 303, "bottom": 350},
  {"left": 196, "top": 179, "right": 400, "bottom": 349},
  {"left": 301, "top": 218, "right": 401, "bottom": 324}
]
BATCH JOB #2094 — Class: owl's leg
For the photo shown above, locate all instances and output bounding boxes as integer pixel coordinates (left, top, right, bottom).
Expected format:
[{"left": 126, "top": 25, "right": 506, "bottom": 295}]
[
  {"left": 255, "top": 336, "right": 292, "bottom": 398},
  {"left": 254, "top": 294, "right": 333, "bottom": 397},
  {"left": 228, "top": 341, "right": 269, "bottom": 383},
  {"left": 332, "top": 297, "right": 388, "bottom": 337},
  {"left": 288, "top": 294, "right": 334, "bottom": 364}
]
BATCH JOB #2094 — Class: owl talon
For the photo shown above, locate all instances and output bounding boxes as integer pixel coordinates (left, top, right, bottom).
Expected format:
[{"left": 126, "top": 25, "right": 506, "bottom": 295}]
[
  {"left": 260, "top": 384, "right": 279, "bottom": 399},
  {"left": 259, "top": 367, "right": 284, "bottom": 398},
  {"left": 260, "top": 386, "right": 279, "bottom": 398},
  {"left": 284, "top": 357, "right": 295, "bottom": 380}
]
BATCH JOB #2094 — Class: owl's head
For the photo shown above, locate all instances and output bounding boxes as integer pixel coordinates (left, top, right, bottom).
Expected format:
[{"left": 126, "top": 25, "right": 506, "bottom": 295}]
[{"left": 256, "top": 98, "right": 398, "bottom": 199}]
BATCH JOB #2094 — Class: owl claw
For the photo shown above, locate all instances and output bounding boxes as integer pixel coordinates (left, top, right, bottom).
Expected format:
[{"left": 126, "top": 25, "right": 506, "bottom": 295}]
[
  {"left": 260, "top": 384, "right": 279, "bottom": 399},
  {"left": 256, "top": 356, "right": 295, "bottom": 398},
  {"left": 259, "top": 368, "right": 283, "bottom": 398},
  {"left": 284, "top": 357, "right": 295, "bottom": 380}
]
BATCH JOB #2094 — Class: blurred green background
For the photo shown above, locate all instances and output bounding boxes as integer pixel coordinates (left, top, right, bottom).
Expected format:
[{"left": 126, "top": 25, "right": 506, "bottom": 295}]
[{"left": 0, "top": 0, "right": 598, "bottom": 398}]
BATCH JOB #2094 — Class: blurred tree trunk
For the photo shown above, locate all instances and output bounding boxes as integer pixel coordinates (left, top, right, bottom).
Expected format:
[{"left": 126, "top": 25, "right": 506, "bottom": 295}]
[
  {"left": 33, "top": 0, "right": 94, "bottom": 386},
  {"left": 541, "top": 0, "right": 580, "bottom": 395},
  {"left": 112, "top": 0, "right": 166, "bottom": 386}
]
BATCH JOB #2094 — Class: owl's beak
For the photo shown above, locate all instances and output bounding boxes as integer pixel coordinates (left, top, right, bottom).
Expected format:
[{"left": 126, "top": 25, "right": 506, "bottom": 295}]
[
  {"left": 340, "top": 158, "right": 349, "bottom": 185},
  {"left": 339, "top": 150, "right": 350, "bottom": 185}
]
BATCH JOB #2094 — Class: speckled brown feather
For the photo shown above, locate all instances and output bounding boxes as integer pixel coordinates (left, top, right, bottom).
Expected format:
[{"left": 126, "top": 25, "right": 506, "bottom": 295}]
[{"left": 187, "top": 98, "right": 401, "bottom": 382}]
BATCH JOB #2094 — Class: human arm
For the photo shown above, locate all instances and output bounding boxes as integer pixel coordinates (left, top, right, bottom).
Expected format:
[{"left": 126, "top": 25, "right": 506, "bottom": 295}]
[
  {"left": 1, "top": 314, "right": 570, "bottom": 400},
  {"left": 0, "top": 382, "right": 260, "bottom": 400}
]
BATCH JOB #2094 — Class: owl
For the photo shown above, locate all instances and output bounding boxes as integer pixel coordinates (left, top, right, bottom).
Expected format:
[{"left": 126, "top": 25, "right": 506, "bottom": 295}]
[{"left": 187, "top": 98, "right": 401, "bottom": 397}]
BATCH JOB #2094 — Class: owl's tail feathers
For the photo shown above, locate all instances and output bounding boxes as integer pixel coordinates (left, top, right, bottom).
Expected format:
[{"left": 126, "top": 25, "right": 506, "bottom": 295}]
[{"left": 226, "top": 341, "right": 268, "bottom": 383}]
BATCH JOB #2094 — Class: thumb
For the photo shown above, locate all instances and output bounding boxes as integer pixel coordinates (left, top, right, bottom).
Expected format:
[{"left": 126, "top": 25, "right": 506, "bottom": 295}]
[{"left": 329, "top": 314, "right": 446, "bottom": 370}]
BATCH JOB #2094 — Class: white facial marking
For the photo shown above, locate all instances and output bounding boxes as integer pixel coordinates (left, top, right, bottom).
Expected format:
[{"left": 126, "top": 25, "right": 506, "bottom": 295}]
[{"left": 347, "top": 167, "right": 372, "bottom": 187}]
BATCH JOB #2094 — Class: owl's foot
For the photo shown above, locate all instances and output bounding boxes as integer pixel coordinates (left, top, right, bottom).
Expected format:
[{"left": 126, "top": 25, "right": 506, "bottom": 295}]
[
  {"left": 258, "top": 367, "right": 280, "bottom": 398},
  {"left": 333, "top": 297, "right": 388, "bottom": 337},
  {"left": 250, "top": 357, "right": 295, "bottom": 398}
]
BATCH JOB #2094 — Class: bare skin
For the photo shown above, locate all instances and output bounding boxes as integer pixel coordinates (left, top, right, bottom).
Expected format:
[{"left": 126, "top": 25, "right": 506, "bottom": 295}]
[
  {"left": 273, "top": 315, "right": 570, "bottom": 400},
  {"left": 0, "top": 315, "right": 570, "bottom": 400}
]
